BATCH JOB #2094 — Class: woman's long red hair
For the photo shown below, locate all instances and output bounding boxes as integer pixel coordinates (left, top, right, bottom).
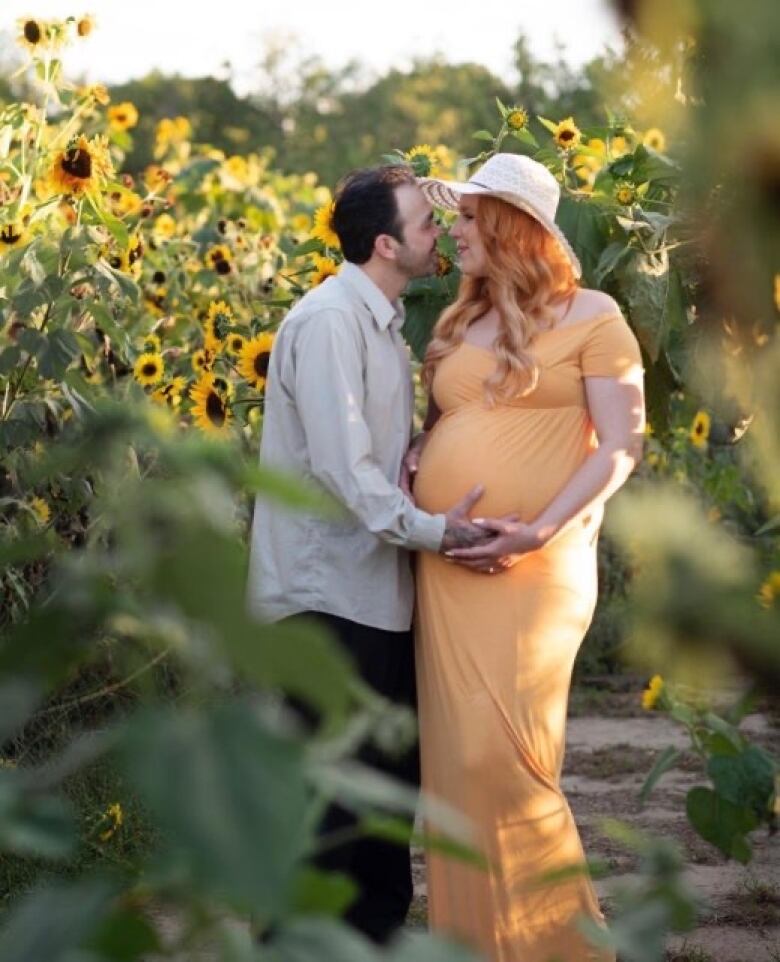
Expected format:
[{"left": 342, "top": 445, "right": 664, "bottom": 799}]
[{"left": 422, "top": 197, "right": 578, "bottom": 403}]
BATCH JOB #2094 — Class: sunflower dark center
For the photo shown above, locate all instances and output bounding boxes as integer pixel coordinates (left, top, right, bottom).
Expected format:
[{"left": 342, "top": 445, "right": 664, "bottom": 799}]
[
  {"left": 206, "top": 391, "right": 226, "bottom": 426},
  {"left": 559, "top": 130, "right": 575, "bottom": 142},
  {"left": 215, "top": 259, "right": 231, "bottom": 275},
  {"left": 62, "top": 147, "right": 92, "bottom": 179},
  {"left": 142, "top": 362, "right": 158, "bottom": 376},
  {"left": 0, "top": 225, "right": 22, "bottom": 244},
  {"left": 254, "top": 351, "right": 270, "bottom": 378},
  {"left": 24, "top": 21, "right": 41, "bottom": 43}
]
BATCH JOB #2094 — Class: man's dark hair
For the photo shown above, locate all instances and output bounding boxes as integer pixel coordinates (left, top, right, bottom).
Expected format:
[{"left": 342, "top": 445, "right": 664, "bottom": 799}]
[{"left": 331, "top": 164, "right": 417, "bottom": 264}]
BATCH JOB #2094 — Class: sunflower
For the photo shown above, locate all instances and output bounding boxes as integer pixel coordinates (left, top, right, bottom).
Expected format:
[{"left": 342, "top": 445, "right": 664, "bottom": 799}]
[
  {"left": 506, "top": 107, "right": 529, "bottom": 131},
  {"left": 76, "top": 14, "right": 96, "bottom": 37},
  {"left": 615, "top": 182, "right": 637, "bottom": 206},
  {"left": 134, "top": 352, "right": 164, "bottom": 386},
  {"left": 28, "top": 495, "right": 51, "bottom": 525},
  {"left": 225, "top": 332, "right": 245, "bottom": 355},
  {"left": 310, "top": 253, "right": 339, "bottom": 287},
  {"left": 141, "top": 332, "right": 162, "bottom": 353},
  {"left": 689, "top": 410, "right": 710, "bottom": 449},
  {"left": 404, "top": 144, "right": 438, "bottom": 177},
  {"left": 98, "top": 802, "right": 123, "bottom": 843},
  {"left": 436, "top": 252, "right": 454, "bottom": 277},
  {"left": 291, "top": 213, "right": 311, "bottom": 234},
  {"left": 643, "top": 128, "right": 667, "bottom": 153},
  {"left": 78, "top": 83, "right": 110, "bottom": 105},
  {"left": 151, "top": 375, "right": 186, "bottom": 408},
  {"left": 16, "top": 17, "right": 44, "bottom": 51},
  {"left": 190, "top": 373, "right": 232, "bottom": 434},
  {"left": 0, "top": 221, "right": 30, "bottom": 255},
  {"left": 573, "top": 154, "right": 601, "bottom": 186},
  {"left": 610, "top": 135, "right": 630, "bottom": 157},
  {"left": 46, "top": 134, "right": 114, "bottom": 198},
  {"left": 152, "top": 213, "right": 176, "bottom": 240},
  {"left": 107, "top": 188, "right": 142, "bottom": 218},
  {"left": 553, "top": 117, "right": 581, "bottom": 151},
  {"left": 757, "top": 571, "right": 780, "bottom": 609},
  {"left": 108, "top": 234, "right": 143, "bottom": 279},
  {"left": 238, "top": 333, "right": 275, "bottom": 390},
  {"left": 191, "top": 347, "right": 216, "bottom": 374},
  {"left": 145, "top": 165, "right": 173, "bottom": 193},
  {"left": 155, "top": 117, "right": 192, "bottom": 157},
  {"left": 16, "top": 17, "right": 68, "bottom": 52},
  {"left": 80, "top": 355, "right": 102, "bottom": 384},
  {"left": 205, "top": 244, "right": 232, "bottom": 273},
  {"left": 310, "top": 200, "right": 340, "bottom": 249},
  {"left": 587, "top": 138, "right": 607, "bottom": 157},
  {"left": 641, "top": 675, "right": 664, "bottom": 711},
  {"left": 204, "top": 300, "right": 232, "bottom": 351},
  {"left": 108, "top": 102, "right": 139, "bottom": 132},
  {"left": 224, "top": 155, "right": 249, "bottom": 183}
]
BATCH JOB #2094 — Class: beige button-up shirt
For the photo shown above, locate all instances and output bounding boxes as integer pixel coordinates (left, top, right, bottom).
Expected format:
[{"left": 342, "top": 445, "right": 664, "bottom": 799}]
[{"left": 246, "top": 262, "right": 446, "bottom": 631}]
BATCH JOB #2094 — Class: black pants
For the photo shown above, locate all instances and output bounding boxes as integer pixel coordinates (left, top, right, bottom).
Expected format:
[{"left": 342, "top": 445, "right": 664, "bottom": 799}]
[{"left": 287, "top": 611, "right": 420, "bottom": 945}]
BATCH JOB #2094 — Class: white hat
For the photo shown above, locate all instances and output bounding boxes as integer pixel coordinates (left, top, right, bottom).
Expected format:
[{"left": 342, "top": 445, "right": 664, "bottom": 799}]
[{"left": 419, "top": 153, "right": 582, "bottom": 279}]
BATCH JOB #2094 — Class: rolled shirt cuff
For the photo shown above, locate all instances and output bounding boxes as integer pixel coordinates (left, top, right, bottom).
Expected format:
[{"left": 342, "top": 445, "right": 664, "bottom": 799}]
[{"left": 409, "top": 509, "right": 446, "bottom": 552}]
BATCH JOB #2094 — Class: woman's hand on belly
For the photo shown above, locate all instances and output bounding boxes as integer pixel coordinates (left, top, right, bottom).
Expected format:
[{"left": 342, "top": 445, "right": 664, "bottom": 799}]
[
  {"left": 444, "top": 514, "right": 545, "bottom": 574},
  {"left": 399, "top": 432, "right": 428, "bottom": 501}
]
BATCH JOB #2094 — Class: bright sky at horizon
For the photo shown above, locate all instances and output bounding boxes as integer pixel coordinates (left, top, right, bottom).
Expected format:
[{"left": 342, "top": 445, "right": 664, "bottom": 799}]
[{"left": 2, "top": 0, "right": 625, "bottom": 94}]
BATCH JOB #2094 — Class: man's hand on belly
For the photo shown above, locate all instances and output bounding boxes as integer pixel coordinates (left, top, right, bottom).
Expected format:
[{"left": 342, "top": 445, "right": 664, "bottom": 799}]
[{"left": 439, "top": 484, "right": 499, "bottom": 552}]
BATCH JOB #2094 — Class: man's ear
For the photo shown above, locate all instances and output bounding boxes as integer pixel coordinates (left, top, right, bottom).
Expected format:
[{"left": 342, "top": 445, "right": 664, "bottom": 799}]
[{"left": 374, "top": 233, "right": 398, "bottom": 260}]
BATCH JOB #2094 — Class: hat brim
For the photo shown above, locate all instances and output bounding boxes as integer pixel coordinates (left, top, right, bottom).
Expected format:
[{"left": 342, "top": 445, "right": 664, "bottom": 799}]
[{"left": 418, "top": 176, "right": 582, "bottom": 280}]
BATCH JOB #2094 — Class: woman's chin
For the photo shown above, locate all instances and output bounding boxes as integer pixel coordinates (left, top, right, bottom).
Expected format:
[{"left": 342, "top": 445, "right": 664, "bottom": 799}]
[{"left": 458, "top": 260, "right": 484, "bottom": 278}]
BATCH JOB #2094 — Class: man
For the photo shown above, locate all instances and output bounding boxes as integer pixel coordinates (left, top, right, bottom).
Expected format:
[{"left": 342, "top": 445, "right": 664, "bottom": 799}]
[{"left": 246, "top": 164, "right": 488, "bottom": 944}]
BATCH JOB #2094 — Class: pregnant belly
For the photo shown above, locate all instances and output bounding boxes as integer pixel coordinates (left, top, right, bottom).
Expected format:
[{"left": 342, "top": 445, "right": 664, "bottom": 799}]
[{"left": 414, "top": 406, "right": 593, "bottom": 522}]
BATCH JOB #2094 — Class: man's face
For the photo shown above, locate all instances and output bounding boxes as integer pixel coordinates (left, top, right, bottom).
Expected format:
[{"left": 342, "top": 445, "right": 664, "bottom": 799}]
[{"left": 391, "top": 183, "right": 441, "bottom": 279}]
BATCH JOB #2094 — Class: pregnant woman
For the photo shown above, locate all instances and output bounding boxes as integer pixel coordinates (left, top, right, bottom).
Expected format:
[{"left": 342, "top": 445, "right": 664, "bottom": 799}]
[{"left": 411, "top": 154, "right": 645, "bottom": 962}]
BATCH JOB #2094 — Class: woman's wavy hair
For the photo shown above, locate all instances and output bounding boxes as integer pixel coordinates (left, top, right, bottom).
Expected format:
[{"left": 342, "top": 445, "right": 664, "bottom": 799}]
[{"left": 422, "top": 196, "right": 578, "bottom": 403}]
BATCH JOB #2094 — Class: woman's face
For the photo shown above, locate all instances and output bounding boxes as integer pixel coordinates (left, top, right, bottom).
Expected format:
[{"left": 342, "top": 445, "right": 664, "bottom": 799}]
[{"left": 449, "top": 195, "right": 488, "bottom": 277}]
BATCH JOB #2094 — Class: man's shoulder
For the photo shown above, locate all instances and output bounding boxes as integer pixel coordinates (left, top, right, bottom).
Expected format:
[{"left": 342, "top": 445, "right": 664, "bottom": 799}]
[{"left": 280, "top": 278, "right": 361, "bottom": 339}]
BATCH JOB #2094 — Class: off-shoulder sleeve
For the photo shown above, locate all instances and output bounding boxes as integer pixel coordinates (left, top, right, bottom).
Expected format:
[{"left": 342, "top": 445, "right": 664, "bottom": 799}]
[{"left": 580, "top": 313, "right": 643, "bottom": 378}]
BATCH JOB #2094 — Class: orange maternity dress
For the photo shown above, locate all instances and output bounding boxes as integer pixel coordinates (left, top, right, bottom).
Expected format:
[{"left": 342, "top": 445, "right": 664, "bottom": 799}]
[{"left": 414, "top": 311, "right": 642, "bottom": 962}]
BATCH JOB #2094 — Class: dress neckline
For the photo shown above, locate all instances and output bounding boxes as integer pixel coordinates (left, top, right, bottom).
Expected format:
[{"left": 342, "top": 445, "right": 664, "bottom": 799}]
[{"left": 459, "top": 311, "right": 619, "bottom": 356}]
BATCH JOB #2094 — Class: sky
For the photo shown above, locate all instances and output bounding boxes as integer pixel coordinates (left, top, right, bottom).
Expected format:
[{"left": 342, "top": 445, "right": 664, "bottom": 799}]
[{"left": 2, "top": 0, "right": 625, "bottom": 94}]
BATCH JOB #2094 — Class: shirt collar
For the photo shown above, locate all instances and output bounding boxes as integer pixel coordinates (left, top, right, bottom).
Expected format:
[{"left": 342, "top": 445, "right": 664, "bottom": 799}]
[{"left": 338, "top": 262, "right": 405, "bottom": 332}]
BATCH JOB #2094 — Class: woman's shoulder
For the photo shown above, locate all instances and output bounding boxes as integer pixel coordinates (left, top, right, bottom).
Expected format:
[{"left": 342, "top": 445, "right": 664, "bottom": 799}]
[{"left": 567, "top": 289, "right": 622, "bottom": 325}]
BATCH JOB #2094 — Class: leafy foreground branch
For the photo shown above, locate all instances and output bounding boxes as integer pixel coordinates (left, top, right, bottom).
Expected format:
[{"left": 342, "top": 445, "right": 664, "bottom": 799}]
[{"left": 0, "top": 403, "right": 486, "bottom": 961}]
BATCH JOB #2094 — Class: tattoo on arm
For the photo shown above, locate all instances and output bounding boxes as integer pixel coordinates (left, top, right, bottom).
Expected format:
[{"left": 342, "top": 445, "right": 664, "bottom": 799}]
[{"left": 440, "top": 523, "right": 494, "bottom": 552}]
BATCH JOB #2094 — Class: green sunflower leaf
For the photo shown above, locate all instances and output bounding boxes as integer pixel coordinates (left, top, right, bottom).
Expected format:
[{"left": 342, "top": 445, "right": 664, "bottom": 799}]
[
  {"left": 510, "top": 127, "right": 538, "bottom": 148},
  {"left": 537, "top": 116, "right": 559, "bottom": 135},
  {"left": 122, "top": 702, "right": 308, "bottom": 913}
]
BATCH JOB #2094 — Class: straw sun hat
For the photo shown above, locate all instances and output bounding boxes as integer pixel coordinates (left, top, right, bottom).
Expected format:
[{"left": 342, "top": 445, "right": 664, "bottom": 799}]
[{"left": 418, "top": 153, "right": 582, "bottom": 279}]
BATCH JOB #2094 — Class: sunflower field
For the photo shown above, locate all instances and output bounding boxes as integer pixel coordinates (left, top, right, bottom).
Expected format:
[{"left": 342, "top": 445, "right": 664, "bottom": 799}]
[{"left": 0, "top": 3, "right": 778, "bottom": 961}]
